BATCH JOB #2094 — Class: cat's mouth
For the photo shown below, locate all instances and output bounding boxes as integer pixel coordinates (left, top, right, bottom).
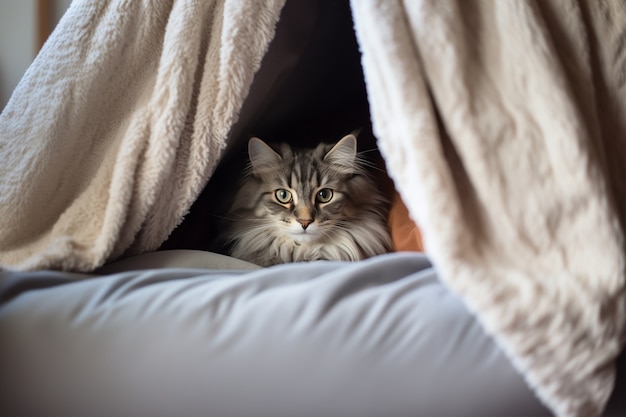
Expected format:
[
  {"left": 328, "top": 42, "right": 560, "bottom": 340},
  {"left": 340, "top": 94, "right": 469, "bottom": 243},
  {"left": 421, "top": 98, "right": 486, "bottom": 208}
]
[{"left": 288, "top": 228, "right": 322, "bottom": 243}]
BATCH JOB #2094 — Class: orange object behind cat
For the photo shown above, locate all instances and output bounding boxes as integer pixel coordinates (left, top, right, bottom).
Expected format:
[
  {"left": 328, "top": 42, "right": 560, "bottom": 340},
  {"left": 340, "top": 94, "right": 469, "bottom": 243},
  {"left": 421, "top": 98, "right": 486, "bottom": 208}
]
[{"left": 388, "top": 191, "right": 425, "bottom": 253}]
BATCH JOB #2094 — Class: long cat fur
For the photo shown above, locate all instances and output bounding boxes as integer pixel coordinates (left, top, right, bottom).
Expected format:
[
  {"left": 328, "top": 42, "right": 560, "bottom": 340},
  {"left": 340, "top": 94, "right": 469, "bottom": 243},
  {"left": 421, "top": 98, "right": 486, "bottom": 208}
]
[{"left": 222, "top": 133, "right": 392, "bottom": 267}]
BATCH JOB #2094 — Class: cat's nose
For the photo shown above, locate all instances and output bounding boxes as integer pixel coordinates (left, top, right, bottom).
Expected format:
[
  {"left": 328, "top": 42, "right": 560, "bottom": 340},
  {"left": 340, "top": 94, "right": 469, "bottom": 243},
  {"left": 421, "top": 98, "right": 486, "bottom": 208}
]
[{"left": 297, "top": 219, "right": 312, "bottom": 230}]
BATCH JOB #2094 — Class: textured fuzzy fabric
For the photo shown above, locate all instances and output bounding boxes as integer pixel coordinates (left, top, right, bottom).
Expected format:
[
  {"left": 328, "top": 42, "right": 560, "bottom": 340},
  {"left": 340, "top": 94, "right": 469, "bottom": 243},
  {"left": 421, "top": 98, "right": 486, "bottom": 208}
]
[
  {"left": 351, "top": 1, "right": 626, "bottom": 416},
  {"left": 0, "top": 0, "right": 285, "bottom": 271}
]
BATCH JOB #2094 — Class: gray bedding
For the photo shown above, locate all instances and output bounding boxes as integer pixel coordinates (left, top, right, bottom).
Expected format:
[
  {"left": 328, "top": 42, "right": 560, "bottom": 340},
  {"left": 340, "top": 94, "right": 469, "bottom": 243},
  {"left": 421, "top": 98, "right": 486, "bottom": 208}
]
[{"left": 0, "top": 251, "right": 554, "bottom": 416}]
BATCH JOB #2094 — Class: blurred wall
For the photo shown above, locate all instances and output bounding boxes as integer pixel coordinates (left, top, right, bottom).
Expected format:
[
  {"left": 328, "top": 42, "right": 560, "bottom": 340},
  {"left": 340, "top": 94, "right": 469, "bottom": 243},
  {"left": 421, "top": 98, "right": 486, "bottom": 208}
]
[{"left": 0, "top": 0, "right": 72, "bottom": 110}]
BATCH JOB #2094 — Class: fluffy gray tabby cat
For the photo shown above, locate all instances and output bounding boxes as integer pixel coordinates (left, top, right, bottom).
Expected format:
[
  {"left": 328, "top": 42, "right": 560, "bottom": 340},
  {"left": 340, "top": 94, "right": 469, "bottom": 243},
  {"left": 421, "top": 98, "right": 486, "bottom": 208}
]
[{"left": 223, "top": 133, "right": 392, "bottom": 266}]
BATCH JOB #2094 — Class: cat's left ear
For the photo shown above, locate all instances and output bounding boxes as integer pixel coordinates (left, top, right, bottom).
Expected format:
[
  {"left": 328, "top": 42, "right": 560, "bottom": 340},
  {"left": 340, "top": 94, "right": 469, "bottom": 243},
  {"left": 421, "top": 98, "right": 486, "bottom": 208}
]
[{"left": 324, "top": 134, "right": 357, "bottom": 173}]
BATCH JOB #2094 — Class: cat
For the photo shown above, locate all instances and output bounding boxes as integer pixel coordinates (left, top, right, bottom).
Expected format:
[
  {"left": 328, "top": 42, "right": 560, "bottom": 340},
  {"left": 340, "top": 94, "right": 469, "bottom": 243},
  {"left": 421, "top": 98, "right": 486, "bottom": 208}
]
[{"left": 221, "top": 133, "right": 392, "bottom": 266}]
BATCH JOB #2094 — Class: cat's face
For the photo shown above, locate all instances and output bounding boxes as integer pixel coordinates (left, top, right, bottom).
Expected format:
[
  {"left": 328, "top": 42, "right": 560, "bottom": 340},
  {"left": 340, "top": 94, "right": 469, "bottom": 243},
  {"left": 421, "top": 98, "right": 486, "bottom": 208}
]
[
  {"left": 225, "top": 133, "right": 391, "bottom": 265},
  {"left": 235, "top": 134, "right": 369, "bottom": 244}
]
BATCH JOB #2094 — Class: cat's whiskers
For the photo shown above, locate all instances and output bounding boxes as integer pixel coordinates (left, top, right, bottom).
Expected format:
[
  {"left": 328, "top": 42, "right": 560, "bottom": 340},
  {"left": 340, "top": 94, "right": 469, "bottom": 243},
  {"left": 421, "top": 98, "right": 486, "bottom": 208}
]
[
  {"left": 355, "top": 156, "right": 386, "bottom": 173},
  {"left": 227, "top": 224, "right": 276, "bottom": 243},
  {"left": 215, "top": 214, "right": 269, "bottom": 223}
]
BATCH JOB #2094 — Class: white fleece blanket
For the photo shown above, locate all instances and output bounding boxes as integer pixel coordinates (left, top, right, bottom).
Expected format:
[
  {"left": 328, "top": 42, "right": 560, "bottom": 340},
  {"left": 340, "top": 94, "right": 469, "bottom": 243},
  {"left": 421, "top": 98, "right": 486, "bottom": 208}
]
[
  {"left": 0, "top": 0, "right": 284, "bottom": 270},
  {"left": 0, "top": 0, "right": 624, "bottom": 416},
  {"left": 352, "top": 1, "right": 626, "bottom": 416}
]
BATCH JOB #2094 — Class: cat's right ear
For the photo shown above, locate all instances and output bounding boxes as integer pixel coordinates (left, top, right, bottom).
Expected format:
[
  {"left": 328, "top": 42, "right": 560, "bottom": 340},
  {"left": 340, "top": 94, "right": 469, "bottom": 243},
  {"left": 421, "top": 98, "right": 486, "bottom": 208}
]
[
  {"left": 248, "top": 137, "right": 282, "bottom": 174},
  {"left": 324, "top": 134, "right": 357, "bottom": 174}
]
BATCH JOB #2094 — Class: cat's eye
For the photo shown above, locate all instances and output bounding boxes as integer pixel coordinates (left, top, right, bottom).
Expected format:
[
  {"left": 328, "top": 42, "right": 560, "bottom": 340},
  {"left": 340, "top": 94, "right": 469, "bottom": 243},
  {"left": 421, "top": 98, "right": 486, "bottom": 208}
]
[
  {"left": 317, "top": 188, "right": 334, "bottom": 203},
  {"left": 275, "top": 189, "right": 292, "bottom": 204}
]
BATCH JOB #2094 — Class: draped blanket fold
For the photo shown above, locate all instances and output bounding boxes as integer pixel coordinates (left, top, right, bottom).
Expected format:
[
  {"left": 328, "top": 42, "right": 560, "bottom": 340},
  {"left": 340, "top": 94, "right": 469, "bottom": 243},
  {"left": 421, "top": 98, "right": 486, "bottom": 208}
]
[
  {"left": 352, "top": 1, "right": 626, "bottom": 416},
  {"left": 0, "top": 0, "right": 285, "bottom": 270},
  {"left": 1, "top": 0, "right": 624, "bottom": 416}
]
